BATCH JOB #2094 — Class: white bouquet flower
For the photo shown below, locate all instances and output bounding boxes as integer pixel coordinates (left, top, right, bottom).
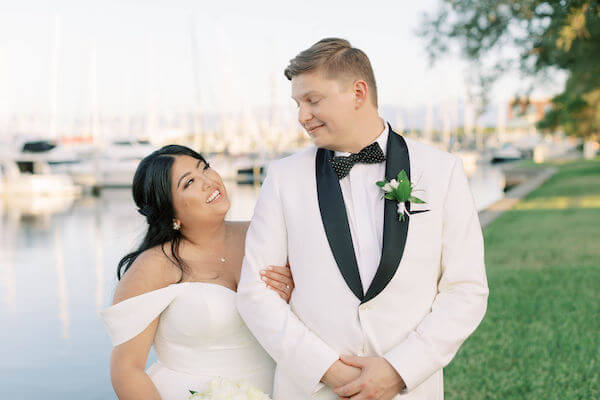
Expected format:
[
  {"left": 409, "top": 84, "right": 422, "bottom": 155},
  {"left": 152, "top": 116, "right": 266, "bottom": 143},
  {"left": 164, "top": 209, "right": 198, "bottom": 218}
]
[{"left": 189, "top": 378, "right": 271, "bottom": 400}]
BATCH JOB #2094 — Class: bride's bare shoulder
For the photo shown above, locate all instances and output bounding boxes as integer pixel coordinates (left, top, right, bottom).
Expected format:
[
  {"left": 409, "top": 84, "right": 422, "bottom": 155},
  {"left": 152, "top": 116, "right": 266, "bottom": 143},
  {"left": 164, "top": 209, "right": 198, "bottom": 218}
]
[{"left": 113, "top": 245, "right": 182, "bottom": 305}]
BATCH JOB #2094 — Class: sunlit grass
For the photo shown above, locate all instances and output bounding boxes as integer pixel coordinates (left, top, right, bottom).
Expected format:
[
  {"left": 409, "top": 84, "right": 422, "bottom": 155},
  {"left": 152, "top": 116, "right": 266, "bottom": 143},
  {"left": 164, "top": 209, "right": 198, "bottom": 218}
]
[
  {"left": 515, "top": 194, "right": 600, "bottom": 209},
  {"left": 444, "top": 157, "right": 600, "bottom": 399}
]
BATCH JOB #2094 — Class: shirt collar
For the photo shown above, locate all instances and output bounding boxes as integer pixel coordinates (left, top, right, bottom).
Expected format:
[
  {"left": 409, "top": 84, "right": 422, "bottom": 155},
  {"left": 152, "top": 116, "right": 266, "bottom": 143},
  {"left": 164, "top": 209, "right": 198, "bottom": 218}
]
[{"left": 335, "top": 119, "right": 389, "bottom": 157}]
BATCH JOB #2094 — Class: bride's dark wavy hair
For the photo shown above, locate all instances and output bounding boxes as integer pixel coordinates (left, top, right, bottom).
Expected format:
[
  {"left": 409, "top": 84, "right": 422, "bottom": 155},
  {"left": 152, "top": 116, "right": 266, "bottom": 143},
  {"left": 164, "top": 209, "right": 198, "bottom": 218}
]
[{"left": 117, "top": 144, "right": 208, "bottom": 280}]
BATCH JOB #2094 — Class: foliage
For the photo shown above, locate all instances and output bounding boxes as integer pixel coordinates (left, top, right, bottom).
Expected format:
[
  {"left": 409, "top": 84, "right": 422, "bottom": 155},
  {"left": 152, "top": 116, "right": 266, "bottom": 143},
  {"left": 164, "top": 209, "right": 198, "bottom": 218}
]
[{"left": 420, "top": 0, "right": 600, "bottom": 139}]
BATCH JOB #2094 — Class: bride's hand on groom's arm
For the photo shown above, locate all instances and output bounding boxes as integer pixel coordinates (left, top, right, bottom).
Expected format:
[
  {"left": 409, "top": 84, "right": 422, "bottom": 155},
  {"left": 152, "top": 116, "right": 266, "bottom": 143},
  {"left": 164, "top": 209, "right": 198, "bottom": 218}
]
[
  {"left": 333, "top": 355, "right": 406, "bottom": 400},
  {"left": 259, "top": 262, "right": 294, "bottom": 303}
]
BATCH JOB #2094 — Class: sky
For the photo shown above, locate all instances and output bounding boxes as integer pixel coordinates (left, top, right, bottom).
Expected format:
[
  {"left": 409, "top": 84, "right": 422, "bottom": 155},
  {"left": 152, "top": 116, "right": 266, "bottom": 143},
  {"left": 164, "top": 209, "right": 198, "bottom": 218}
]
[{"left": 0, "top": 0, "right": 566, "bottom": 124}]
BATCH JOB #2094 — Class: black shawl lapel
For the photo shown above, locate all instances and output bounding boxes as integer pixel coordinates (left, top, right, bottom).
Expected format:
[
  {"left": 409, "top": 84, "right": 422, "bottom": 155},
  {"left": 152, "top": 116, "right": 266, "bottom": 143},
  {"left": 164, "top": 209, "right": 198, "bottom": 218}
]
[
  {"left": 363, "top": 126, "right": 411, "bottom": 304},
  {"left": 315, "top": 148, "right": 364, "bottom": 301}
]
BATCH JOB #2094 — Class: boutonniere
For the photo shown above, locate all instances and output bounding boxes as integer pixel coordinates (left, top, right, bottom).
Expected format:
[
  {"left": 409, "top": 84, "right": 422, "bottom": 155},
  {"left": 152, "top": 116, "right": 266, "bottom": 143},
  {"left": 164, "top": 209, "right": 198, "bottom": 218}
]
[{"left": 376, "top": 170, "right": 426, "bottom": 221}]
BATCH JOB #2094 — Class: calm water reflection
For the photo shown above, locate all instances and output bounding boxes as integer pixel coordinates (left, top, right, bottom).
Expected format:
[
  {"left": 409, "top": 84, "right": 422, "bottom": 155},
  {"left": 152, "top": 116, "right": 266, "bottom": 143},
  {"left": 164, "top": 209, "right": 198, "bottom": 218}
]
[
  {"left": 0, "top": 166, "right": 502, "bottom": 399},
  {"left": 0, "top": 183, "right": 261, "bottom": 399}
]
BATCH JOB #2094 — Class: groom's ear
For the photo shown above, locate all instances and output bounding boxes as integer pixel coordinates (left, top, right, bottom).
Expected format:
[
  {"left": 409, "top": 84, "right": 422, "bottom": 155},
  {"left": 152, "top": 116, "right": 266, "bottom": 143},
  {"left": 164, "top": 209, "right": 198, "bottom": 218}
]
[{"left": 352, "top": 80, "right": 369, "bottom": 109}]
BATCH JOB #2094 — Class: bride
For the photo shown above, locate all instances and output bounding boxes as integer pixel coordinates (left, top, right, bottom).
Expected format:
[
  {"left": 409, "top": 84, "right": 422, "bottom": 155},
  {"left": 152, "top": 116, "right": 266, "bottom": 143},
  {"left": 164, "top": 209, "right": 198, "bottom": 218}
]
[{"left": 100, "top": 145, "right": 294, "bottom": 399}]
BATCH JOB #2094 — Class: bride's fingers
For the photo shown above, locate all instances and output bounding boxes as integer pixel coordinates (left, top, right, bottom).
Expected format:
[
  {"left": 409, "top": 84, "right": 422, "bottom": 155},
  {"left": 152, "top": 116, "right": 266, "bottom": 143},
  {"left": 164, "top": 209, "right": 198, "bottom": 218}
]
[
  {"left": 265, "top": 274, "right": 294, "bottom": 293},
  {"left": 264, "top": 283, "right": 288, "bottom": 301},
  {"left": 266, "top": 265, "right": 292, "bottom": 278},
  {"left": 260, "top": 268, "right": 293, "bottom": 286},
  {"left": 264, "top": 269, "right": 292, "bottom": 283},
  {"left": 272, "top": 286, "right": 288, "bottom": 301},
  {"left": 261, "top": 276, "right": 290, "bottom": 291}
]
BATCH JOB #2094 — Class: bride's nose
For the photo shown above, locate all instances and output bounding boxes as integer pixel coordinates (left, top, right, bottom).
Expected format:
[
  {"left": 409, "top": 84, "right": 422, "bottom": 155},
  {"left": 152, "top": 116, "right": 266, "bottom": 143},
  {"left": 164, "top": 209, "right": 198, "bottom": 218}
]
[{"left": 197, "top": 173, "right": 214, "bottom": 191}]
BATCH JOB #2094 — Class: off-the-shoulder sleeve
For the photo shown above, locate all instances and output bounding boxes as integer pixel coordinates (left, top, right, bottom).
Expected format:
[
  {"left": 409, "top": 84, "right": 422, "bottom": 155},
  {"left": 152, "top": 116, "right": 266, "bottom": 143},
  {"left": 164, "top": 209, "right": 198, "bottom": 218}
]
[{"left": 99, "top": 284, "right": 180, "bottom": 346}]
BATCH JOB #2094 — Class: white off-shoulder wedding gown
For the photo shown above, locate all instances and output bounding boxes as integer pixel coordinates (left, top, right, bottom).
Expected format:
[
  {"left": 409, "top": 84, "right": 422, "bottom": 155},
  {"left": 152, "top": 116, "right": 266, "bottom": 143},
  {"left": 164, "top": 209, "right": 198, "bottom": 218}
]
[{"left": 100, "top": 282, "right": 275, "bottom": 399}]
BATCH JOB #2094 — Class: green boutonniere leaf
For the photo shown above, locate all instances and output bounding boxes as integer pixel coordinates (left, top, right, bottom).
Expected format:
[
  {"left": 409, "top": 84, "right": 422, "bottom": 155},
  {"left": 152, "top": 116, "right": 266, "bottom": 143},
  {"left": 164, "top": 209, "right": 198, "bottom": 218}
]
[
  {"left": 396, "top": 170, "right": 409, "bottom": 182},
  {"left": 396, "top": 173, "right": 412, "bottom": 201},
  {"left": 408, "top": 195, "right": 425, "bottom": 204}
]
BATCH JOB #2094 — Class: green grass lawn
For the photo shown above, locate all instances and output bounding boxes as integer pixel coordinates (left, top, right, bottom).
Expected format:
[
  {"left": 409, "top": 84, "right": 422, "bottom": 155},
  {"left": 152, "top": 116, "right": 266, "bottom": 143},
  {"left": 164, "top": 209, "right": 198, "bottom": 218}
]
[{"left": 444, "top": 158, "right": 600, "bottom": 399}]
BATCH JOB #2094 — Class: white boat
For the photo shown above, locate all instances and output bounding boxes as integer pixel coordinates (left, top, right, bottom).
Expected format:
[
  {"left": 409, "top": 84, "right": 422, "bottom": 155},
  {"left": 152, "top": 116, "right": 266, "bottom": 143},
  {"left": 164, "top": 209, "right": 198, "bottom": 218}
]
[
  {"left": 102, "top": 139, "right": 157, "bottom": 161},
  {"left": 20, "top": 139, "right": 82, "bottom": 164},
  {"left": 206, "top": 153, "right": 275, "bottom": 184},
  {"left": 98, "top": 140, "right": 157, "bottom": 187},
  {"left": 68, "top": 139, "right": 157, "bottom": 188},
  {"left": 1, "top": 194, "right": 76, "bottom": 217},
  {"left": 0, "top": 157, "right": 81, "bottom": 198},
  {"left": 490, "top": 143, "right": 524, "bottom": 163}
]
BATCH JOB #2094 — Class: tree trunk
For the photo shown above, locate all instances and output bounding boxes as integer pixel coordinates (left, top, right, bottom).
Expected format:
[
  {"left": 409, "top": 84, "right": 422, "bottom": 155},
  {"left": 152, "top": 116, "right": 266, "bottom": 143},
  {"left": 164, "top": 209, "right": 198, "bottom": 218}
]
[{"left": 583, "top": 138, "right": 599, "bottom": 159}]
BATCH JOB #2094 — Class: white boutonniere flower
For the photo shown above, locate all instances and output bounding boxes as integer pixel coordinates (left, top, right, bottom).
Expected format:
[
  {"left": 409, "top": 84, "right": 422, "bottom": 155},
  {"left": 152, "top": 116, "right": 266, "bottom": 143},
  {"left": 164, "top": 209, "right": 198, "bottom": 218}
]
[{"left": 377, "top": 170, "right": 426, "bottom": 222}]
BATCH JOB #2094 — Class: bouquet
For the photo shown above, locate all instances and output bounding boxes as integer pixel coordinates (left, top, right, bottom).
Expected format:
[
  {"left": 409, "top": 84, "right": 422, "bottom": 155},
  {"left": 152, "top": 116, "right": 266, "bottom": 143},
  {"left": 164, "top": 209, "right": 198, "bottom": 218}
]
[{"left": 189, "top": 378, "right": 271, "bottom": 400}]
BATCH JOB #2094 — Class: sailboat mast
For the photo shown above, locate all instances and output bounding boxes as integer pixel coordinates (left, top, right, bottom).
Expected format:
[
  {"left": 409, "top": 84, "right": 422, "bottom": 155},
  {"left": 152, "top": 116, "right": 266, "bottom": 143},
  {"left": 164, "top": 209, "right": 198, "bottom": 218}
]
[
  {"left": 189, "top": 15, "right": 203, "bottom": 151},
  {"left": 50, "top": 14, "right": 61, "bottom": 140}
]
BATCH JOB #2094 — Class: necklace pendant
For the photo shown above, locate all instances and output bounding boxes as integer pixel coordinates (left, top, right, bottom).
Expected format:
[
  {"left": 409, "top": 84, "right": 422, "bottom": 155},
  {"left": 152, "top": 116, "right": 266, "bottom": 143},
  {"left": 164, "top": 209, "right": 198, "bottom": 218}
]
[{"left": 220, "top": 257, "right": 226, "bottom": 263}]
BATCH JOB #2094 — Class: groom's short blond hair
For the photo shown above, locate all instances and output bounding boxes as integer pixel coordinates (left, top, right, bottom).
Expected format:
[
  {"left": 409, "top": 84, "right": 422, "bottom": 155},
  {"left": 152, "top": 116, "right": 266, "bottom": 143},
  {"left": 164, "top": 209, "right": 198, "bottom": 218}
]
[{"left": 284, "top": 38, "right": 378, "bottom": 107}]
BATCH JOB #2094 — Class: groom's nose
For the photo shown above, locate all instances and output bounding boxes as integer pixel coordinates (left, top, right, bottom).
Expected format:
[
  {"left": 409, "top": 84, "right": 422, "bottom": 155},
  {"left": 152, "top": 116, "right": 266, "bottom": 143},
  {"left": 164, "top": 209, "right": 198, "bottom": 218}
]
[{"left": 298, "top": 104, "right": 313, "bottom": 125}]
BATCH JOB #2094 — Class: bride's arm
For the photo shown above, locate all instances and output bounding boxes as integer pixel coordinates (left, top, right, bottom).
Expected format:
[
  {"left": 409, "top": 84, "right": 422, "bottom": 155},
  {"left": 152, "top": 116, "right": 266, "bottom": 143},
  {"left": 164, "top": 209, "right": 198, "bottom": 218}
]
[
  {"left": 109, "top": 250, "right": 180, "bottom": 400},
  {"left": 110, "top": 320, "right": 161, "bottom": 400}
]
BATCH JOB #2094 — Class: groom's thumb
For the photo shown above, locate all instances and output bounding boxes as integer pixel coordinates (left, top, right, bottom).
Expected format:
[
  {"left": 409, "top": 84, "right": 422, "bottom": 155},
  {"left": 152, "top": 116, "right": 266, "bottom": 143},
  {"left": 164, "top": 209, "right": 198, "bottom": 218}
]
[{"left": 339, "top": 354, "right": 363, "bottom": 368}]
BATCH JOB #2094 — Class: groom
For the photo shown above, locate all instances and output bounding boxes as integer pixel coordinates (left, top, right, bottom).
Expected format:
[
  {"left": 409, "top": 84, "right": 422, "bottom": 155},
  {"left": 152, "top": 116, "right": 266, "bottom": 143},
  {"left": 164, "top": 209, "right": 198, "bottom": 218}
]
[{"left": 237, "top": 38, "right": 488, "bottom": 399}]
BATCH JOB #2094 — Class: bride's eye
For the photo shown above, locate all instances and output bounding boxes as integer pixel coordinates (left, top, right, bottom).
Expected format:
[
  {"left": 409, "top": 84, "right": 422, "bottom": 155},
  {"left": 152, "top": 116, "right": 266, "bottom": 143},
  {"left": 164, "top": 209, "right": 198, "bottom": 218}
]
[
  {"left": 203, "top": 163, "right": 210, "bottom": 171},
  {"left": 184, "top": 178, "right": 194, "bottom": 189}
]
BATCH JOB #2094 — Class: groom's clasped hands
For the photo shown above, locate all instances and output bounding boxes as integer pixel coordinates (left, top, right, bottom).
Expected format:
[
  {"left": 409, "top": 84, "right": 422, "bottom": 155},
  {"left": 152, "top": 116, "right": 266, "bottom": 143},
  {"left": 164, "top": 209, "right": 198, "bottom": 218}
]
[{"left": 324, "top": 354, "right": 406, "bottom": 400}]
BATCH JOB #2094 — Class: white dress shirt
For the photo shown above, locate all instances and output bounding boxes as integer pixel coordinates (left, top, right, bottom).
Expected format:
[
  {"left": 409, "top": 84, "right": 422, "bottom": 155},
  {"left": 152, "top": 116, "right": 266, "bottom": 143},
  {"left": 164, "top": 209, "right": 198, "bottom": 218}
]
[{"left": 334, "top": 120, "right": 388, "bottom": 294}]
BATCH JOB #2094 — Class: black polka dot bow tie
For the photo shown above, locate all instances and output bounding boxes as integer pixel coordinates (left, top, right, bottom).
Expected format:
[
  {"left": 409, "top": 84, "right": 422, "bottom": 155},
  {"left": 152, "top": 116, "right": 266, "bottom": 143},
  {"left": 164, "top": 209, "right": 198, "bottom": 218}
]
[{"left": 330, "top": 142, "right": 386, "bottom": 179}]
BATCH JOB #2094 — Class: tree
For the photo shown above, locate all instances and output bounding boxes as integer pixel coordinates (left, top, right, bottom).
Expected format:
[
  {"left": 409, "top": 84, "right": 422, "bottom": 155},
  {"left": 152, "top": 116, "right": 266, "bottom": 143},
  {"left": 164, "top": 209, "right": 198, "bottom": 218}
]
[{"left": 420, "top": 0, "right": 600, "bottom": 141}]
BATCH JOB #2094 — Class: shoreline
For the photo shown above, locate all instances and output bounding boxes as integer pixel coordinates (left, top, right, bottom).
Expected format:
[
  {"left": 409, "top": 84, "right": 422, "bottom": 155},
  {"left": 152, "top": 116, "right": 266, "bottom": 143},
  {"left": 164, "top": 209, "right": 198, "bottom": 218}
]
[{"left": 478, "top": 165, "right": 557, "bottom": 228}]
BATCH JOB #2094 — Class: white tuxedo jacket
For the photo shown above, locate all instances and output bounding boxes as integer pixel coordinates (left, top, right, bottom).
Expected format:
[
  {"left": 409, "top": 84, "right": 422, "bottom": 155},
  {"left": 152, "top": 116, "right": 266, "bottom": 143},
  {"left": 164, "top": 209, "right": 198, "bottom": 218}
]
[{"left": 236, "top": 128, "right": 489, "bottom": 399}]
